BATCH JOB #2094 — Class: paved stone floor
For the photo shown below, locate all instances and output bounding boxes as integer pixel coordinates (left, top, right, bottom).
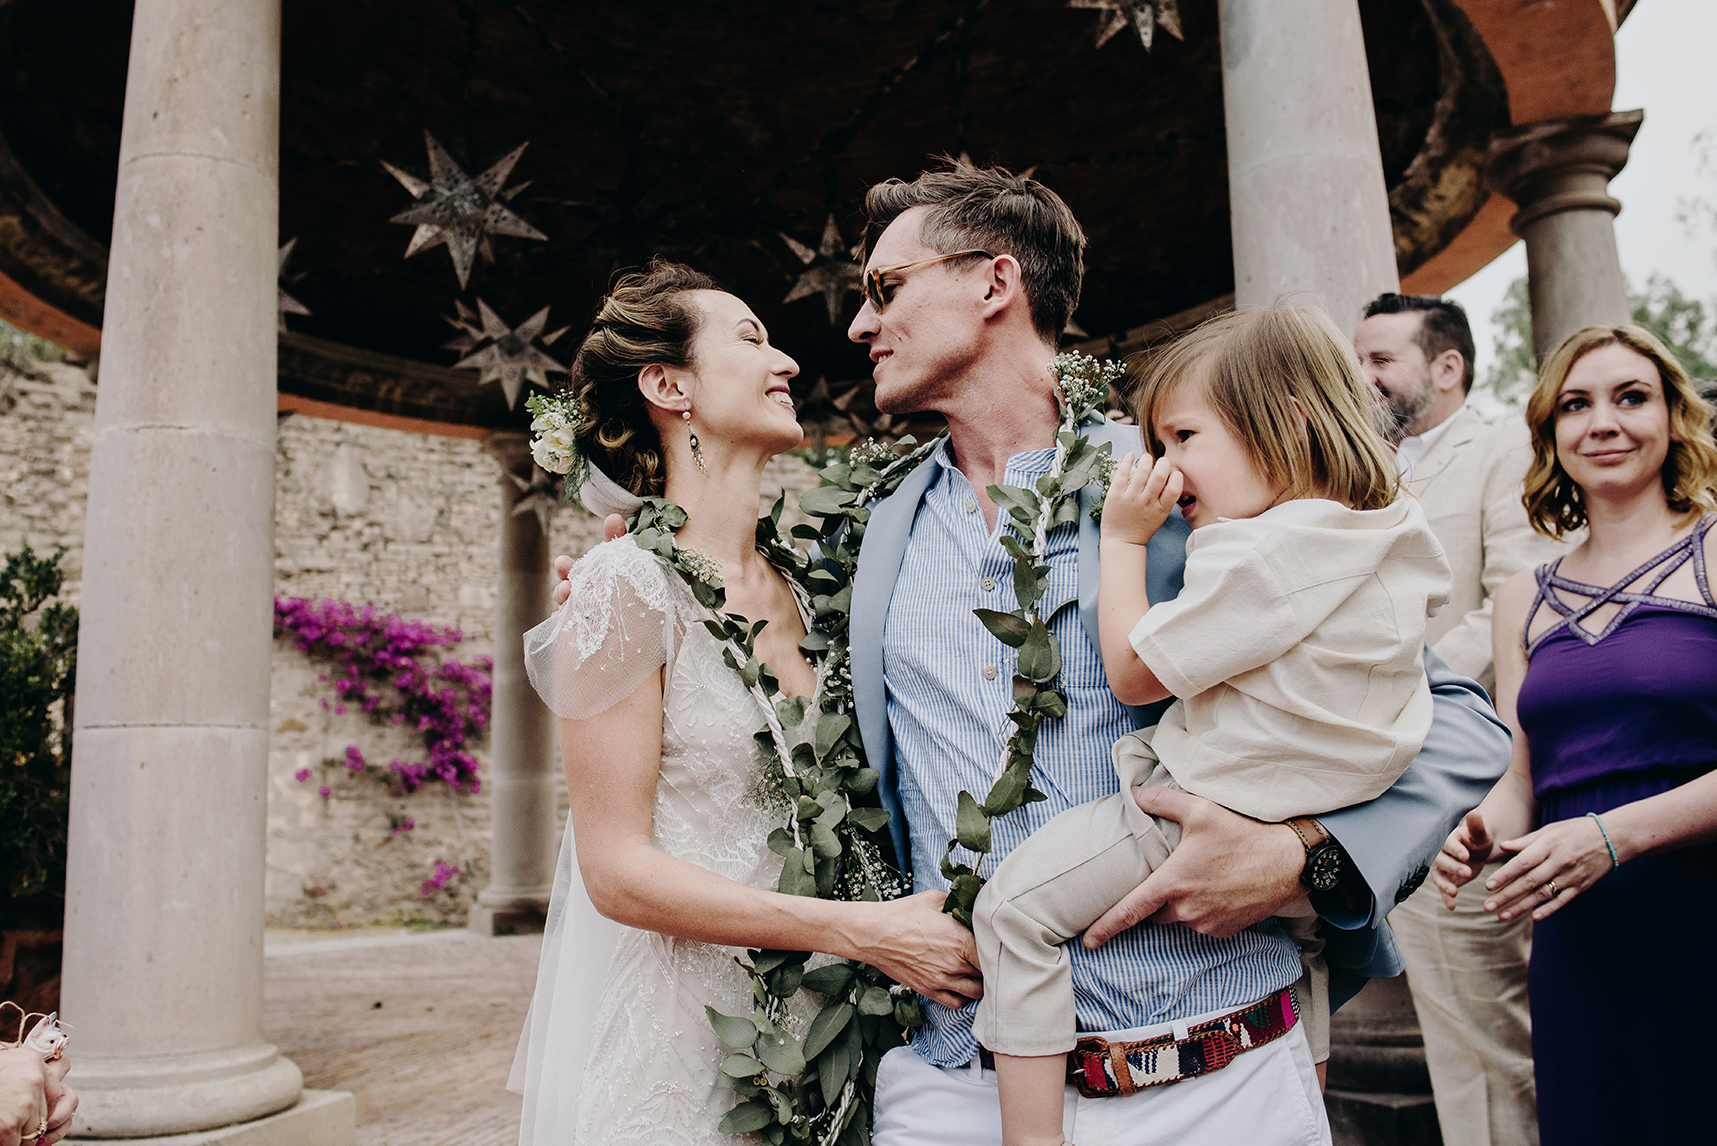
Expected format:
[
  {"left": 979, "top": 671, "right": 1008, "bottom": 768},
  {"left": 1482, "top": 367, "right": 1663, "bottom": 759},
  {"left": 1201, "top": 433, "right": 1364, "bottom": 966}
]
[{"left": 264, "top": 929, "right": 542, "bottom": 1146}]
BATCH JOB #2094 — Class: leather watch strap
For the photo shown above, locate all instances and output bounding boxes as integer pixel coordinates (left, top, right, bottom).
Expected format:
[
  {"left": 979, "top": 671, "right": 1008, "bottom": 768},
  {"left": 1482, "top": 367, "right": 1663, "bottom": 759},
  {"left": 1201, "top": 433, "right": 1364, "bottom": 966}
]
[{"left": 1285, "top": 816, "right": 1330, "bottom": 854}]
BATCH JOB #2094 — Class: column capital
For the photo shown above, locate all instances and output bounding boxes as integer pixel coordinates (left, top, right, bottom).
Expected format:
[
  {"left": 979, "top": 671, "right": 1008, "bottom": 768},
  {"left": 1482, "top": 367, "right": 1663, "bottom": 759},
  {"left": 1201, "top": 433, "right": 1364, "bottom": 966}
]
[
  {"left": 484, "top": 427, "right": 535, "bottom": 478},
  {"left": 1487, "top": 109, "right": 1643, "bottom": 234}
]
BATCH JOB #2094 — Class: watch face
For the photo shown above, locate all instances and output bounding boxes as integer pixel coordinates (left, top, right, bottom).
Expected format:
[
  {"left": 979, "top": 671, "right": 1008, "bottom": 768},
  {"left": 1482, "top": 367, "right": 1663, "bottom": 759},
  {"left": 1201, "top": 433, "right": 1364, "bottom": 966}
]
[{"left": 1307, "top": 844, "right": 1343, "bottom": 892}]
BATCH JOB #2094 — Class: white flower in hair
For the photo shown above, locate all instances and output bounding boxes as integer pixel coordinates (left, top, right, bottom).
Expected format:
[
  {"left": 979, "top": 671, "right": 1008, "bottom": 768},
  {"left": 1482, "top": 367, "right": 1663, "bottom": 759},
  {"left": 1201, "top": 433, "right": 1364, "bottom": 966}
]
[{"left": 524, "top": 392, "right": 588, "bottom": 477}]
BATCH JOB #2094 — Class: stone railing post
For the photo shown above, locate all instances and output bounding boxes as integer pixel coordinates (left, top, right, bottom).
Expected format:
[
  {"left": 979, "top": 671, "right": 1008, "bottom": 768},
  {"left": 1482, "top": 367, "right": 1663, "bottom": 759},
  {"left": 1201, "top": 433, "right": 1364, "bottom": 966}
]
[
  {"left": 1218, "top": 0, "right": 1399, "bottom": 337},
  {"left": 1487, "top": 110, "right": 1642, "bottom": 362},
  {"left": 468, "top": 431, "right": 558, "bottom": 935},
  {"left": 59, "top": 0, "right": 350, "bottom": 1140}
]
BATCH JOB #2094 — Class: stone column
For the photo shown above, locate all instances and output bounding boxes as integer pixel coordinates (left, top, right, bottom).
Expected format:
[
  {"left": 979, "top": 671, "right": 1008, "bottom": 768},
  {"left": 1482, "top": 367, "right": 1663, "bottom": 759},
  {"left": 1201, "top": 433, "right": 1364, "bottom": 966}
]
[
  {"left": 1487, "top": 110, "right": 1641, "bottom": 362},
  {"left": 468, "top": 432, "right": 558, "bottom": 936},
  {"left": 1218, "top": 0, "right": 1399, "bottom": 336},
  {"left": 59, "top": 1, "right": 350, "bottom": 1140}
]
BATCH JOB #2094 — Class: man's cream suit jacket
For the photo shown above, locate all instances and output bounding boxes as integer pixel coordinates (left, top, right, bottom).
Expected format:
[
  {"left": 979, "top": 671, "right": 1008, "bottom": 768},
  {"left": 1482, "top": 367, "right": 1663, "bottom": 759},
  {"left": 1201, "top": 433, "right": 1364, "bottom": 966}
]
[{"left": 1407, "top": 405, "right": 1570, "bottom": 695}]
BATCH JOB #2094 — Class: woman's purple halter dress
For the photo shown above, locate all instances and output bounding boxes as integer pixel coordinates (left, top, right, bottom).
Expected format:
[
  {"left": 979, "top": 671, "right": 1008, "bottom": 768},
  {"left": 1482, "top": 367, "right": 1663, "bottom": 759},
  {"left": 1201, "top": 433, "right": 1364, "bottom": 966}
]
[{"left": 1515, "top": 514, "right": 1717, "bottom": 1145}]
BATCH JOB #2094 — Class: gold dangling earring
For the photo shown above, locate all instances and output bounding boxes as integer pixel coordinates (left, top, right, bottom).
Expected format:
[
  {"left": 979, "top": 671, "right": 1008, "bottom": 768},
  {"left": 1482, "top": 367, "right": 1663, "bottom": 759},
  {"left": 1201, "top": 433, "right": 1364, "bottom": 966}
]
[{"left": 683, "top": 409, "right": 708, "bottom": 475}]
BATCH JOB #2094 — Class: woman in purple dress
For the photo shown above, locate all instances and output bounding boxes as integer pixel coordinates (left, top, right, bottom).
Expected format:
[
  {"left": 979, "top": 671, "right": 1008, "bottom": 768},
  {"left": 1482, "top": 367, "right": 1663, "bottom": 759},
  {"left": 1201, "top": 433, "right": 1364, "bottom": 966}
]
[{"left": 1432, "top": 325, "right": 1717, "bottom": 1144}]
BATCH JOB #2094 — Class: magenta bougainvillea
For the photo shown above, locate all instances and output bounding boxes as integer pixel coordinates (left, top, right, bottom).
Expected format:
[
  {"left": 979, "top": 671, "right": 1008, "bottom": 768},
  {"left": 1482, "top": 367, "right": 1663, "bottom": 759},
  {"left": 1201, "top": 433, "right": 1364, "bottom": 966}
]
[{"left": 273, "top": 596, "right": 493, "bottom": 793}]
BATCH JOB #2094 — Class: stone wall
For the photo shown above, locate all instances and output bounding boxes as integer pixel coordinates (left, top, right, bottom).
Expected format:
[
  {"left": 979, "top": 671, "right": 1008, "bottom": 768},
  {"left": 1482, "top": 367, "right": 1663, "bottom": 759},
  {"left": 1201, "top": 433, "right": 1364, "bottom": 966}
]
[{"left": 0, "top": 355, "right": 822, "bottom": 927}]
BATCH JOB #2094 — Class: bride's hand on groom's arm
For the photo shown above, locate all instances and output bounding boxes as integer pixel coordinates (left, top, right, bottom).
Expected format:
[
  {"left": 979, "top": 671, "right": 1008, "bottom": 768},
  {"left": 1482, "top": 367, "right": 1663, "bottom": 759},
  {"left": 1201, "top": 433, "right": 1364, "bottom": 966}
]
[
  {"left": 1081, "top": 787, "right": 1305, "bottom": 946},
  {"left": 844, "top": 890, "right": 983, "bottom": 1011},
  {"left": 551, "top": 514, "right": 628, "bottom": 606}
]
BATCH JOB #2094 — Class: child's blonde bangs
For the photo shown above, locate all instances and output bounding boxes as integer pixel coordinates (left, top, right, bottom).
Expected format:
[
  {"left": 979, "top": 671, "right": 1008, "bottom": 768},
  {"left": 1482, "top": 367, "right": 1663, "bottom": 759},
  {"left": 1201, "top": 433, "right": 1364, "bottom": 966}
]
[{"left": 1128, "top": 307, "right": 1399, "bottom": 512}]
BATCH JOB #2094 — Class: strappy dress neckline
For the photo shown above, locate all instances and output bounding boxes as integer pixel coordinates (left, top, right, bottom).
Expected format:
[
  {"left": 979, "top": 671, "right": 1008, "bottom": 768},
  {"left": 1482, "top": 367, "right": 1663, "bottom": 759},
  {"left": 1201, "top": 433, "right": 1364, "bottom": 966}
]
[{"left": 1525, "top": 513, "right": 1717, "bottom": 658}]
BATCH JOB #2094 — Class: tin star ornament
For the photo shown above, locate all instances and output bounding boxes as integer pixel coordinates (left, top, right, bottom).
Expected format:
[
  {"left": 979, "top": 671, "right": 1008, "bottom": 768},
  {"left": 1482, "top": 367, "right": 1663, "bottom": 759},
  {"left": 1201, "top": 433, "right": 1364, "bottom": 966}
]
[
  {"left": 451, "top": 299, "right": 569, "bottom": 409},
  {"left": 1067, "top": 0, "right": 1183, "bottom": 49},
  {"left": 278, "top": 238, "right": 310, "bottom": 332},
  {"left": 781, "top": 215, "right": 863, "bottom": 324},
  {"left": 383, "top": 132, "right": 548, "bottom": 289},
  {"left": 508, "top": 465, "right": 562, "bottom": 535}
]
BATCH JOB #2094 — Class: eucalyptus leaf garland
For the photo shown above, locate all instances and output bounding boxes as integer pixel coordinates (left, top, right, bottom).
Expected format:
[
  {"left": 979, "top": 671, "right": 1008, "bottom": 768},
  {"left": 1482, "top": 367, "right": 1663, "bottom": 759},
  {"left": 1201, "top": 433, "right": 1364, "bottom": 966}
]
[{"left": 935, "top": 352, "right": 1122, "bottom": 926}]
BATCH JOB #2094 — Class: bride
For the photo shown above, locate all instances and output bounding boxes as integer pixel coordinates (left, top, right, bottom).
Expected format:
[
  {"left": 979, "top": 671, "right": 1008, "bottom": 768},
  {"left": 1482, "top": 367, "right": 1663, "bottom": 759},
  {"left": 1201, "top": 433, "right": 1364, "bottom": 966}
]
[{"left": 509, "top": 261, "right": 979, "bottom": 1145}]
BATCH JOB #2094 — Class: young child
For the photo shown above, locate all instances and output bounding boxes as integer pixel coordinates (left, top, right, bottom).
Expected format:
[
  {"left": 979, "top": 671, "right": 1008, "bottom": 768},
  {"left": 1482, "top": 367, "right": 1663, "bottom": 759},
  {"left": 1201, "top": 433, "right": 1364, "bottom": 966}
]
[{"left": 972, "top": 306, "right": 1451, "bottom": 1146}]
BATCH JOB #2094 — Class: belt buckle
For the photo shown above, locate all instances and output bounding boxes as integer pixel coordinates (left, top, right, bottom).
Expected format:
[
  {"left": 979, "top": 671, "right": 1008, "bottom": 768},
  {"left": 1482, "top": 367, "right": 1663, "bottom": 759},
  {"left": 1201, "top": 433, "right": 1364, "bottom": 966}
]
[{"left": 1069, "top": 1034, "right": 1126, "bottom": 1099}]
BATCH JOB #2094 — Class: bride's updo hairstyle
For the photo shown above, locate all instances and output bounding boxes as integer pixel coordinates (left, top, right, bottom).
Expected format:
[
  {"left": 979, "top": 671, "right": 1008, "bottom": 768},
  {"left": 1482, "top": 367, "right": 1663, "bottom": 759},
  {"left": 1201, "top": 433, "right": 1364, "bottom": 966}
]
[{"left": 571, "top": 259, "right": 717, "bottom": 497}]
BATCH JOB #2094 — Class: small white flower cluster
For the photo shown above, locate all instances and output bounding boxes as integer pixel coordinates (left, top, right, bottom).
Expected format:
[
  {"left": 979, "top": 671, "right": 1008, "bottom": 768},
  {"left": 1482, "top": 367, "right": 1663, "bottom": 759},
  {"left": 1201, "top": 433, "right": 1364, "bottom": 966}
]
[
  {"left": 847, "top": 438, "right": 896, "bottom": 467},
  {"left": 677, "top": 547, "right": 724, "bottom": 588},
  {"left": 1049, "top": 350, "right": 1125, "bottom": 421},
  {"left": 524, "top": 392, "right": 587, "bottom": 476}
]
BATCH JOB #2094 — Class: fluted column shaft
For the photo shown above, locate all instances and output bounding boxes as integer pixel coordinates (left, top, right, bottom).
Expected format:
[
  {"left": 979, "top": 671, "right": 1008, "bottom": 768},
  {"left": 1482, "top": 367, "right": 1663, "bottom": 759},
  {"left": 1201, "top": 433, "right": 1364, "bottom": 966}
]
[
  {"left": 59, "top": 0, "right": 302, "bottom": 1137},
  {"left": 469, "top": 432, "right": 557, "bottom": 936},
  {"left": 1218, "top": 0, "right": 1400, "bottom": 336},
  {"left": 1487, "top": 110, "right": 1641, "bottom": 362}
]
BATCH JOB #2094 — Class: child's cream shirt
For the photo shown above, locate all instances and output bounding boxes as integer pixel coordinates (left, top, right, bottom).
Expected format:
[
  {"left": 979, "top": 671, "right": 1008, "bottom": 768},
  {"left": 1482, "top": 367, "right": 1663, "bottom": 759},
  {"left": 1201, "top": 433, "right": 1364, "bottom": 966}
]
[{"left": 1126, "top": 496, "right": 1451, "bottom": 823}]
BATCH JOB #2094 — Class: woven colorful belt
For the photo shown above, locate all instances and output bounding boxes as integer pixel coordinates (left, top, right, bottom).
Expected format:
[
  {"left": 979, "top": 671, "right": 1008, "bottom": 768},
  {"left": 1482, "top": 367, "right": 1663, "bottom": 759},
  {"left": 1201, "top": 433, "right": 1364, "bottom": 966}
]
[
  {"left": 978, "top": 986, "right": 1301, "bottom": 1098},
  {"left": 1068, "top": 986, "right": 1301, "bottom": 1097}
]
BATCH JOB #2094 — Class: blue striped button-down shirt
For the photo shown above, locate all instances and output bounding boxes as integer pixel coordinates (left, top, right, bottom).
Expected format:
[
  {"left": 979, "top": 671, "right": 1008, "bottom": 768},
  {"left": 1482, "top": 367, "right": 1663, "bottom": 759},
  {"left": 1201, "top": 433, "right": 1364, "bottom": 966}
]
[{"left": 885, "top": 442, "right": 1300, "bottom": 1067}]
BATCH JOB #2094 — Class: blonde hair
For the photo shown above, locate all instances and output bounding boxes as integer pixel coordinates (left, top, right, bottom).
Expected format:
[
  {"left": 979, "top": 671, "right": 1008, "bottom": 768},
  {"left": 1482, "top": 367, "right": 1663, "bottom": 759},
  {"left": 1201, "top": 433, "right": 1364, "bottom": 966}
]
[
  {"left": 1132, "top": 306, "right": 1399, "bottom": 512},
  {"left": 1523, "top": 324, "right": 1717, "bottom": 538}
]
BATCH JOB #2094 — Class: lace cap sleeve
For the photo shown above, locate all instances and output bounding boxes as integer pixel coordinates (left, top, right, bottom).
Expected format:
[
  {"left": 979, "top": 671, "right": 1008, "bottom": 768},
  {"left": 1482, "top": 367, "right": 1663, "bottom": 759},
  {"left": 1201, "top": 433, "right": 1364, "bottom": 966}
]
[{"left": 524, "top": 539, "right": 682, "bottom": 720}]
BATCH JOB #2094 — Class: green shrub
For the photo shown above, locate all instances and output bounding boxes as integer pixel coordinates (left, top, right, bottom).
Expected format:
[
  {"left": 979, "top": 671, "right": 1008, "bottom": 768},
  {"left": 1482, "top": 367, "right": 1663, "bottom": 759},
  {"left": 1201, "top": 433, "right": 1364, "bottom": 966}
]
[{"left": 0, "top": 546, "right": 77, "bottom": 903}]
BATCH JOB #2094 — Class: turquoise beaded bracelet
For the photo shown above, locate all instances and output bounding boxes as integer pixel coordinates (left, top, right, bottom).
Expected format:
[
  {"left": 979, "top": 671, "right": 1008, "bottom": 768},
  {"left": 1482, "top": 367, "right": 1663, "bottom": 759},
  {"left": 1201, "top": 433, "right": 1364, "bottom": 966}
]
[{"left": 1586, "top": 811, "right": 1620, "bottom": 870}]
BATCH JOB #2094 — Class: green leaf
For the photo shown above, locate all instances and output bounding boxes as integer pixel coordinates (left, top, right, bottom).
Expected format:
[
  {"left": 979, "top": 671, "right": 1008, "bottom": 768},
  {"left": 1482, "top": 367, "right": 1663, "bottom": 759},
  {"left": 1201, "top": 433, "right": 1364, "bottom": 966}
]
[
  {"left": 893, "top": 993, "right": 925, "bottom": 1029},
  {"left": 814, "top": 712, "right": 852, "bottom": 758},
  {"left": 1012, "top": 561, "right": 1050, "bottom": 611},
  {"left": 857, "top": 985, "right": 894, "bottom": 1016},
  {"left": 810, "top": 822, "right": 842, "bottom": 858},
  {"left": 707, "top": 1005, "right": 761, "bottom": 1049},
  {"left": 954, "top": 790, "right": 992, "bottom": 854},
  {"left": 845, "top": 807, "right": 889, "bottom": 833},
  {"left": 799, "top": 486, "right": 859, "bottom": 516},
  {"left": 798, "top": 629, "right": 831, "bottom": 653},
  {"left": 749, "top": 949, "right": 795, "bottom": 974},
  {"left": 982, "top": 766, "right": 1028, "bottom": 817},
  {"left": 800, "top": 963, "right": 856, "bottom": 998},
  {"left": 1016, "top": 620, "right": 1061, "bottom": 683},
  {"left": 848, "top": 767, "right": 880, "bottom": 795},
  {"left": 803, "top": 1001, "right": 854, "bottom": 1060},
  {"left": 754, "top": 1020, "right": 808, "bottom": 1076},
  {"left": 721, "top": 1053, "right": 766, "bottom": 1078},
  {"left": 777, "top": 852, "right": 817, "bottom": 897},
  {"left": 766, "top": 961, "right": 804, "bottom": 998},
  {"left": 741, "top": 657, "right": 763, "bottom": 689},
  {"left": 719, "top": 1098, "right": 776, "bottom": 1134},
  {"left": 988, "top": 483, "right": 1037, "bottom": 519},
  {"left": 974, "top": 608, "right": 1031, "bottom": 648},
  {"left": 774, "top": 694, "right": 810, "bottom": 729}
]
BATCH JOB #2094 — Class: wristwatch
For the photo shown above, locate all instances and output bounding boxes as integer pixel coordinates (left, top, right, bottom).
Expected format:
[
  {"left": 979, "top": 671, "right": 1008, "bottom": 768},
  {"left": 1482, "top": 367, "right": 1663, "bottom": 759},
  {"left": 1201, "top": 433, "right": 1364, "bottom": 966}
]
[{"left": 1286, "top": 816, "right": 1345, "bottom": 893}]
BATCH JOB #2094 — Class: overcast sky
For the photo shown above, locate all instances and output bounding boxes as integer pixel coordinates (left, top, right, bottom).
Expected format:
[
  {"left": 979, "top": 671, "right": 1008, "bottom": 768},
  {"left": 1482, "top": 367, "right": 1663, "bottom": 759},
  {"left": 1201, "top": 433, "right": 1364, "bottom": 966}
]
[{"left": 1444, "top": 0, "right": 1717, "bottom": 376}]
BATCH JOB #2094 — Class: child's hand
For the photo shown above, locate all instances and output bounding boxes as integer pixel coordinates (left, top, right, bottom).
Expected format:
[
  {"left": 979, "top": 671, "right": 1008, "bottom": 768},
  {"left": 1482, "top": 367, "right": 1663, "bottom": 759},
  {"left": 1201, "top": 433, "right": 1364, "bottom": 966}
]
[{"left": 1101, "top": 454, "right": 1182, "bottom": 546}]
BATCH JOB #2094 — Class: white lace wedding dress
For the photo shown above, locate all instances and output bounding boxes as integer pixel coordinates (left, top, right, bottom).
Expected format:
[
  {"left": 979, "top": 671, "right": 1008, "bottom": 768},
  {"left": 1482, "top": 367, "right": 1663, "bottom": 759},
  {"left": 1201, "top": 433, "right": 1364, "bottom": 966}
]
[{"left": 510, "top": 539, "right": 821, "bottom": 1145}]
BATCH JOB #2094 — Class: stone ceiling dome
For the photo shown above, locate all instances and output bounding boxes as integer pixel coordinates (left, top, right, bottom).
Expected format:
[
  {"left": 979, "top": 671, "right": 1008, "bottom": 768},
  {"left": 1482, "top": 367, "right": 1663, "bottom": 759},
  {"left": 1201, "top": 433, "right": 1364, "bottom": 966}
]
[{"left": 0, "top": 0, "right": 1626, "bottom": 435}]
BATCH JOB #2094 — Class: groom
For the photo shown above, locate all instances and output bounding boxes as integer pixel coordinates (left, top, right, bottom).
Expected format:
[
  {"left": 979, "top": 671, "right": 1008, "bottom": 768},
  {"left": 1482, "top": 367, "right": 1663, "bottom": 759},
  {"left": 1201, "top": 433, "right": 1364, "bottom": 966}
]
[{"left": 839, "top": 164, "right": 1507, "bottom": 1145}]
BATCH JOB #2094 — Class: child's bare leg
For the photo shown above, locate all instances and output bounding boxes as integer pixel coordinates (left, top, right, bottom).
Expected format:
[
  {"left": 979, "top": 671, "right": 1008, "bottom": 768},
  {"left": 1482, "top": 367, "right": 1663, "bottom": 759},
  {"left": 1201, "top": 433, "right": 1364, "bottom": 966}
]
[{"left": 993, "top": 1054, "right": 1071, "bottom": 1146}]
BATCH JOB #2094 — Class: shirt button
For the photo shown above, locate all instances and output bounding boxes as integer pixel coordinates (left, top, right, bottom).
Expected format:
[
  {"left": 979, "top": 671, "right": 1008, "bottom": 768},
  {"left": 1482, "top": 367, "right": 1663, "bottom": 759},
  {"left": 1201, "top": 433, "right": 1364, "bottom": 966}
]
[
  {"left": 965, "top": 498, "right": 978, "bottom": 513},
  {"left": 983, "top": 666, "right": 998, "bottom": 681},
  {"left": 980, "top": 576, "right": 996, "bottom": 591}
]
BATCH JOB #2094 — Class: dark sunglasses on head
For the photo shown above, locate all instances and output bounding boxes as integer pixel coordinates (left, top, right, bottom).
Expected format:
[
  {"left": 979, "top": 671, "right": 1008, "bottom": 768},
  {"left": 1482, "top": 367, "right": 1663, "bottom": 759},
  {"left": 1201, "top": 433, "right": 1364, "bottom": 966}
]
[{"left": 861, "top": 249, "right": 993, "bottom": 312}]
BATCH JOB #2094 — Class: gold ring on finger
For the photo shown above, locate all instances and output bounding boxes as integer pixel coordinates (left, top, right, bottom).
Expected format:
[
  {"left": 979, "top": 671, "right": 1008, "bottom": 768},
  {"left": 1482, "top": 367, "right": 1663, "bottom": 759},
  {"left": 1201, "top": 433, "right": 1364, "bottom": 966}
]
[{"left": 1546, "top": 879, "right": 1560, "bottom": 898}]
